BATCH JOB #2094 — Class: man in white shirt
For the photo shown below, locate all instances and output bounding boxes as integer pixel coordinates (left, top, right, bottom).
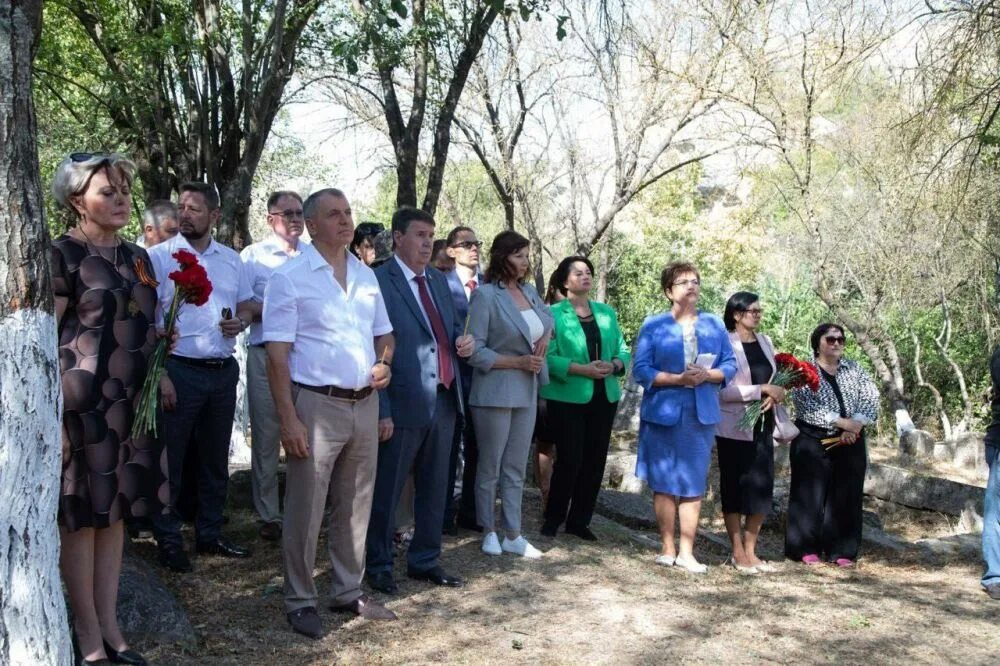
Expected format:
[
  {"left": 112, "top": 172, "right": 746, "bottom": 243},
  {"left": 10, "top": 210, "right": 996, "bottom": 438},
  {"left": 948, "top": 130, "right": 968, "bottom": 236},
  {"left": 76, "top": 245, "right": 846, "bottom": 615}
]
[
  {"left": 147, "top": 181, "right": 256, "bottom": 573},
  {"left": 240, "top": 190, "right": 307, "bottom": 542},
  {"left": 263, "top": 187, "right": 396, "bottom": 638},
  {"left": 140, "top": 199, "right": 179, "bottom": 248},
  {"left": 443, "top": 226, "right": 485, "bottom": 533}
]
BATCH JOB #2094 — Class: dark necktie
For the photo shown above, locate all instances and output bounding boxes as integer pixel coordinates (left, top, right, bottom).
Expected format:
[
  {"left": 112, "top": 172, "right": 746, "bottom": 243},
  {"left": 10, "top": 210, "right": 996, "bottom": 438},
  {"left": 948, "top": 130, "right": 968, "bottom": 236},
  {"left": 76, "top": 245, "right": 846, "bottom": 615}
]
[{"left": 414, "top": 275, "right": 454, "bottom": 389}]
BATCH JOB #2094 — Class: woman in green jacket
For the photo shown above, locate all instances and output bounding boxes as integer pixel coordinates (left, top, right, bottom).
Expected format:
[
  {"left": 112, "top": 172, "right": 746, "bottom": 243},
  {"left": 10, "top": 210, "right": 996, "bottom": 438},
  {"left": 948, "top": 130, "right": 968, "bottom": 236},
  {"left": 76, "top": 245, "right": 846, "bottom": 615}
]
[{"left": 540, "top": 256, "right": 630, "bottom": 540}]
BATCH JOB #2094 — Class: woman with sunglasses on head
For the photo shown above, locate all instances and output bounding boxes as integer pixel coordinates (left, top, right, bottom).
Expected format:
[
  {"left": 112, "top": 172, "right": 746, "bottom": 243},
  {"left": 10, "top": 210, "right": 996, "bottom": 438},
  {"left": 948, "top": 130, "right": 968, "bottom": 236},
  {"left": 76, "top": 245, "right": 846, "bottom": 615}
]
[
  {"left": 632, "top": 262, "right": 737, "bottom": 573},
  {"left": 50, "top": 152, "right": 164, "bottom": 665},
  {"left": 715, "top": 292, "right": 797, "bottom": 574},
  {"left": 785, "top": 323, "right": 879, "bottom": 567}
]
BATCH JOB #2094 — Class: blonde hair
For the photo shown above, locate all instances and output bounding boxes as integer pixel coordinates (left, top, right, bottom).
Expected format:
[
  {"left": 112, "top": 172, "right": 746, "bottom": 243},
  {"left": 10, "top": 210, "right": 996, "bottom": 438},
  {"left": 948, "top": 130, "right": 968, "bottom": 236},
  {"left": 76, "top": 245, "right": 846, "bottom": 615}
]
[{"left": 51, "top": 152, "right": 136, "bottom": 210}]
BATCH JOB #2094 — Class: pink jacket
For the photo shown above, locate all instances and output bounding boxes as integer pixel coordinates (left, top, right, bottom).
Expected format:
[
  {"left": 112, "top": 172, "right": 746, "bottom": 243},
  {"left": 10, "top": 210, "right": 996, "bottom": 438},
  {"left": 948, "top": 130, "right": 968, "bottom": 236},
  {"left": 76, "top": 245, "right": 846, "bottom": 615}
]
[{"left": 715, "top": 331, "right": 796, "bottom": 442}]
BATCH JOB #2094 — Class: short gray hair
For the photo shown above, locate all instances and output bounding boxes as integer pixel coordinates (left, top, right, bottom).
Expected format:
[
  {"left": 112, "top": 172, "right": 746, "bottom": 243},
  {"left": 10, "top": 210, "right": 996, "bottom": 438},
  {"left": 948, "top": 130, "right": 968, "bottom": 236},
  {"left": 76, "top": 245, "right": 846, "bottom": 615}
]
[
  {"left": 142, "top": 200, "right": 178, "bottom": 230},
  {"left": 51, "top": 152, "right": 136, "bottom": 209},
  {"left": 302, "top": 187, "right": 347, "bottom": 220}
]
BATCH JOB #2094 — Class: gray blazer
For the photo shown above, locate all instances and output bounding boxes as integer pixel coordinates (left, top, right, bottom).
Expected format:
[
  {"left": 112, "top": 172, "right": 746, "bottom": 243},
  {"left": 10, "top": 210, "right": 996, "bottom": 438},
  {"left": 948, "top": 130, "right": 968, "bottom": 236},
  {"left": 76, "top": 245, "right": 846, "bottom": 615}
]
[{"left": 466, "top": 281, "right": 553, "bottom": 409}]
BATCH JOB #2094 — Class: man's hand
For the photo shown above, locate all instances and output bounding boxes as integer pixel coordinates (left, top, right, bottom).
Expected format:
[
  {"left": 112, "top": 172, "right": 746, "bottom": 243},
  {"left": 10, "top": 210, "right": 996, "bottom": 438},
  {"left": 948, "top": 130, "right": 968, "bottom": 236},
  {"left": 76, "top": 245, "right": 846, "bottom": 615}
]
[
  {"left": 280, "top": 417, "right": 310, "bottom": 458},
  {"left": 455, "top": 334, "right": 475, "bottom": 358},
  {"left": 219, "top": 315, "right": 243, "bottom": 338},
  {"left": 371, "top": 362, "right": 391, "bottom": 390},
  {"left": 160, "top": 375, "right": 177, "bottom": 411},
  {"left": 378, "top": 418, "right": 394, "bottom": 442}
]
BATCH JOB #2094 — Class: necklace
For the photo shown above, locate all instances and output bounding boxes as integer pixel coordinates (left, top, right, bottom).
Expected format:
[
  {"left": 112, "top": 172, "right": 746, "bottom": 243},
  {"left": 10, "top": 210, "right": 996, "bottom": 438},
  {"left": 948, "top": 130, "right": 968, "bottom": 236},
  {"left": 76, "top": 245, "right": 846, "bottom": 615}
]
[{"left": 75, "top": 224, "right": 134, "bottom": 310}]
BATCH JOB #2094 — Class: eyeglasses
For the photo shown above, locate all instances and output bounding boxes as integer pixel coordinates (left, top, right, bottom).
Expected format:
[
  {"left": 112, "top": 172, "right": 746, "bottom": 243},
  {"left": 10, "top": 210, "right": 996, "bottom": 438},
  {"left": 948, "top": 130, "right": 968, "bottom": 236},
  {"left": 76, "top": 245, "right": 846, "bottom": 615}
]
[
  {"left": 451, "top": 240, "right": 483, "bottom": 250},
  {"left": 672, "top": 278, "right": 700, "bottom": 287},
  {"left": 70, "top": 152, "right": 109, "bottom": 162},
  {"left": 270, "top": 208, "right": 304, "bottom": 219},
  {"left": 824, "top": 336, "right": 846, "bottom": 345}
]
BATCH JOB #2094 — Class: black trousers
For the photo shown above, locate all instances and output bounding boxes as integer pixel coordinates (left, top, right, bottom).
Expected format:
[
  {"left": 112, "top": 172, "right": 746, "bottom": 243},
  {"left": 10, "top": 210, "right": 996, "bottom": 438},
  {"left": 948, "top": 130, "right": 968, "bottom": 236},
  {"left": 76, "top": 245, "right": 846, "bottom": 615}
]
[
  {"left": 784, "top": 426, "right": 867, "bottom": 561},
  {"left": 152, "top": 357, "right": 238, "bottom": 549},
  {"left": 543, "top": 391, "right": 618, "bottom": 530},
  {"left": 444, "top": 408, "right": 478, "bottom": 527}
]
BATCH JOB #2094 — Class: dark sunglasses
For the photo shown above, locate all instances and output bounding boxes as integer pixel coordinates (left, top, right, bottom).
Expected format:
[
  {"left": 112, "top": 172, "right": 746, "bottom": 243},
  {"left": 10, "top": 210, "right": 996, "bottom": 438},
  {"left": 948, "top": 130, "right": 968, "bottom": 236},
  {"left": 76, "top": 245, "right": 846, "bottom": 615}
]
[
  {"left": 824, "top": 335, "right": 846, "bottom": 345},
  {"left": 70, "top": 152, "right": 109, "bottom": 162},
  {"left": 450, "top": 240, "right": 483, "bottom": 250}
]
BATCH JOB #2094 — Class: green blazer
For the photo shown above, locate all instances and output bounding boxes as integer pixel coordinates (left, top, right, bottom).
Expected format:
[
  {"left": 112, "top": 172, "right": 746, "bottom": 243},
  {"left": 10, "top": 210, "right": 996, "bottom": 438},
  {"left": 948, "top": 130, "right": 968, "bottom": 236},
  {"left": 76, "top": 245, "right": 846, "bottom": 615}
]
[{"left": 540, "top": 299, "right": 631, "bottom": 404}]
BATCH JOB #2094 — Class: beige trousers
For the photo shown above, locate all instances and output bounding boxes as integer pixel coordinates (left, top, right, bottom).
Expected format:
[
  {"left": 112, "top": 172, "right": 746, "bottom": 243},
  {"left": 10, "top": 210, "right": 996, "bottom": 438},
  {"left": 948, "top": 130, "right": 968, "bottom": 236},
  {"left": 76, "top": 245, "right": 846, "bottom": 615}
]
[{"left": 282, "top": 387, "right": 378, "bottom": 611}]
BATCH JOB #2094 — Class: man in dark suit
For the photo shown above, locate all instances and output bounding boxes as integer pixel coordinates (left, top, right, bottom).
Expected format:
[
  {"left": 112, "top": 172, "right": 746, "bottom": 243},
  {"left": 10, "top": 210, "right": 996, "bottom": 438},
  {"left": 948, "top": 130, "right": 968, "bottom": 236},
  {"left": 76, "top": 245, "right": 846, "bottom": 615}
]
[
  {"left": 366, "top": 207, "right": 474, "bottom": 593},
  {"left": 443, "top": 226, "right": 485, "bottom": 533}
]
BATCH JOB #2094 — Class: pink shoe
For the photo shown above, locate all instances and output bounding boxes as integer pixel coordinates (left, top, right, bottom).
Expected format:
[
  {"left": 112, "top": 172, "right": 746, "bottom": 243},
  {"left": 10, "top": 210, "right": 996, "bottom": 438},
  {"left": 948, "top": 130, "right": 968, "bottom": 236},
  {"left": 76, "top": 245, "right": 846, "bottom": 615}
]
[
  {"left": 834, "top": 558, "right": 855, "bottom": 568},
  {"left": 801, "top": 554, "right": 821, "bottom": 565}
]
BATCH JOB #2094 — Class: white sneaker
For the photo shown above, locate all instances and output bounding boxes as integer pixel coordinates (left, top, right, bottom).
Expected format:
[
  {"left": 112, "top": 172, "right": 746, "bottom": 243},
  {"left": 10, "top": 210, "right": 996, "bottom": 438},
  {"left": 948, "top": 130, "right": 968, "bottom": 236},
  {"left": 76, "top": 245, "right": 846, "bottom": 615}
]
[
  {"left": 501, "top": 535, "right": 543, "bottom": 559},
  {"left": 482, "top": 532, "right": 502, "bottom": 556},
  {"left": 654, "top": 554, "right": 675, "bottom": 567}
]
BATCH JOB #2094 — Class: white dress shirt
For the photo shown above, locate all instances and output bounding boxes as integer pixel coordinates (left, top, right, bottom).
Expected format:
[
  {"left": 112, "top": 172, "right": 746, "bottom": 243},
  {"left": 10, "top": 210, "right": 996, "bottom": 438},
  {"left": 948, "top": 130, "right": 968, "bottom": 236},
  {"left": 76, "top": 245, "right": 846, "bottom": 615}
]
[
  {"left": 393, "top": 254, "right": 435, "bottom": 330},
  {"left": 148, "top": 233, "right": 252, "bottom": 359},
  {"left": 454, "top": 264, "right": 480, "bottom": 300},
  {"left": 240, "top": 235, "right": 309, "bottom": 345},
  {"left": 263, "top": 244, "right": 392, "bottom": 390}
]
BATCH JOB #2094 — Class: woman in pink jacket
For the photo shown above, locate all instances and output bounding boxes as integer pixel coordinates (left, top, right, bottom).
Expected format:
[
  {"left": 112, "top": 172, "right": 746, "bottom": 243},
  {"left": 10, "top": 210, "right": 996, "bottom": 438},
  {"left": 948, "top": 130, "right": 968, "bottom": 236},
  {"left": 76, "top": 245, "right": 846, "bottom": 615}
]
[{"left": 715, "top": 292, "right": 796, "bottom": 574}]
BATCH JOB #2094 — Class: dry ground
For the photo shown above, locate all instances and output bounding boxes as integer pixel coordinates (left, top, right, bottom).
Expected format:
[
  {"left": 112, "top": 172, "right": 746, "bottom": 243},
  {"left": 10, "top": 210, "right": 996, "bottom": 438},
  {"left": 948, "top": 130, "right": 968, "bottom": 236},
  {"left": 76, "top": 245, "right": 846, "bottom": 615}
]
[{"left": 129, "top": 490, "right": 1000, "bottom": 665}]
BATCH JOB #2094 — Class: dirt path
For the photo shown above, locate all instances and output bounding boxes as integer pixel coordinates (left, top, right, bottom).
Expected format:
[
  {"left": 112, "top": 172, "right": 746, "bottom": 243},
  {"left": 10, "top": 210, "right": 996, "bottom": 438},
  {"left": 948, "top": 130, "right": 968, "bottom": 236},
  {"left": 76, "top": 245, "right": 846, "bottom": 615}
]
[{"left": 129, "top": 490, "right": 1000, "bottom": 665}]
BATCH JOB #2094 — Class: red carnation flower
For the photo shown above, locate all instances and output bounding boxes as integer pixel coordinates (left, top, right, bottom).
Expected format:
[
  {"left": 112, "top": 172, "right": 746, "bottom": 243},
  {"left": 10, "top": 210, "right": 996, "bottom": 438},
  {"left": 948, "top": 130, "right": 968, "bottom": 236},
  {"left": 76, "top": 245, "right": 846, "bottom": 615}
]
[{"left": 172, "top": 249, "right": 199, "bottom": 270}]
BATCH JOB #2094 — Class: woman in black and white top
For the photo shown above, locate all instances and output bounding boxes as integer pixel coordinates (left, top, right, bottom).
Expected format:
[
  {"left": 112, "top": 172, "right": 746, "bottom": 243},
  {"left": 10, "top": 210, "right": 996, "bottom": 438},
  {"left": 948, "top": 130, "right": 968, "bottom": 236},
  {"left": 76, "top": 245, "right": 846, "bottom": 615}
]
[{"left": 785, "top": 323, "right": 879, "bottom": 567}]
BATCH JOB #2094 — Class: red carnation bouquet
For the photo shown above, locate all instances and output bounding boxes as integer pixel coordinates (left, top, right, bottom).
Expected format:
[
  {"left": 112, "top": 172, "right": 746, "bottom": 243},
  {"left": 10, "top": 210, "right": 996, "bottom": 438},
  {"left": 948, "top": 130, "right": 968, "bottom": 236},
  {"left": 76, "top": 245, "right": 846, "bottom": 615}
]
[
  {"left": 132, "top": 250, "right": 213, "bottom": 437},
  {"left": 738, "top": 352, "right": 820, "bottom": 432}
]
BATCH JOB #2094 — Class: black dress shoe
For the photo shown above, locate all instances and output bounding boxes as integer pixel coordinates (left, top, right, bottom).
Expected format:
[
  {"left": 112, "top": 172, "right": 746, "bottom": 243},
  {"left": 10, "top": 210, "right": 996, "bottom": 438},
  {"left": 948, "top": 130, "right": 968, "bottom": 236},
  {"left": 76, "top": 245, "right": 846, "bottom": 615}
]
[
  {"left": 287, "top": 606, "right": 322, "bottom": 639},
  {"left": 565, "top": 525, "right": 598, "bottom": 541},
  {"left": 366, "top": 570, "right": 399, "bottom": 595},
  {"left": 157, "top": 546, "right": 192, "bottom": 573},
  {"left": 407, "top": 566, "right": 464, "bottom": 587},
  {"left": 103, "top": 640, "right": 148, "bottom": 665},
  {"left": 196, "top": 537, "right": 251, "bottom": 558},
  {"left": 540, "top": 521, "right": 558, "bottom": 537},
  {"left": 455, "top": 515, "right": 483, "bottom": 533},
  {"left": 442, "top": 521, "right": 459, "bottom": 537},
  {"left": 259, "top": 521, "right": 282, "bottom": 541}
]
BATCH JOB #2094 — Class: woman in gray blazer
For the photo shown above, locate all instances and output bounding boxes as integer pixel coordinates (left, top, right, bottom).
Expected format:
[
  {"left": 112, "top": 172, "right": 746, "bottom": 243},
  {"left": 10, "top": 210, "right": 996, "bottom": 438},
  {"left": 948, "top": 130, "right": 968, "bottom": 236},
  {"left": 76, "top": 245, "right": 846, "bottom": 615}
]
[{"left": 467, "top": 231, "right": 553, "bottom": 559}]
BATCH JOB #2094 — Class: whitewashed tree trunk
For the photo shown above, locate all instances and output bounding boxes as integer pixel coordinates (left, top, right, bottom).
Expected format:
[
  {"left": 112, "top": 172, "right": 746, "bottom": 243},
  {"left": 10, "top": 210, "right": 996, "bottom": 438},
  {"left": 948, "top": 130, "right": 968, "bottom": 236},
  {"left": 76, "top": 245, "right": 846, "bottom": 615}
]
[{"left": 0, "top": 2, "right": 73, "bottom": 663}]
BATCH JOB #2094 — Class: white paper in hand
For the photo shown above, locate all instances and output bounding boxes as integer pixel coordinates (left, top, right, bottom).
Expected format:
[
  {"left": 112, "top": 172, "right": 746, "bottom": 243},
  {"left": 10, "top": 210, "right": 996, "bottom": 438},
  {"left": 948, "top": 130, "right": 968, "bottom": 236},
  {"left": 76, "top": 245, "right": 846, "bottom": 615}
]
[{"left": 693, "top": 352, "right": 716, "bottom": 369}]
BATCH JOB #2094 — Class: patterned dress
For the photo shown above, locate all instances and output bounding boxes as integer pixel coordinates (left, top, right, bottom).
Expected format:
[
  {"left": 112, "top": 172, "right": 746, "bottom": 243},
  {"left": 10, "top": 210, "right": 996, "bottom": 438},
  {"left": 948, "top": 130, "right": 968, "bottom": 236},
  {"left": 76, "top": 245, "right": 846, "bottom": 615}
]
[{"left": 51, "top": 234, "right": 167, "bottom": 532}]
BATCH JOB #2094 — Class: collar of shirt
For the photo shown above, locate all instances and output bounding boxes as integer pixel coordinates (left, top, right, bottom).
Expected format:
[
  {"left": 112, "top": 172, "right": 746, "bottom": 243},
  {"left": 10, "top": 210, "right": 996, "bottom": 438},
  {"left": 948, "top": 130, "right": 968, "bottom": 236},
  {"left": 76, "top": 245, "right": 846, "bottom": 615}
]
[
  {"left": 259, "top": 234, "right": 305, "bottom": 257},
  {"left": 455, "top": 264, "right": 478, "bottom": 287},
  {"left": 393, "top": 253, "right": 425, "bottom": 282}
]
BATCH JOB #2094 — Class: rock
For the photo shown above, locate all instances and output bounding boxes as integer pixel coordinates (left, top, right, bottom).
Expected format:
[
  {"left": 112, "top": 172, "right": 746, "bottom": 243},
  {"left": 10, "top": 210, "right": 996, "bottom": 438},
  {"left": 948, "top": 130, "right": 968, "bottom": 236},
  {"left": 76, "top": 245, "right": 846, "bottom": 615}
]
[
  {"left": 914, "top": 533, "right": 981, "bottom": 559},
  {"left": 864, "top": 462, "right": 985, "bottom": 516},
  {"left": 959, "top": 501, "right": 984, "bottom": 533},
  {"left": 613, "top": 378, "right": 642, "bottom": 432},
  {"left": 899, "top": 429, "right": 934, "bottom": 457},
  {"left": 228, "top": 465, "right": 286, "bottom": 508},
  {"left": 932, "top": 442, "right": 954, "bottom": 462},
  {"left": 118, "top": 547, "right": 195, "bottom": 645},
  {"left": 950, "top": 432, "right": 986, "bottom": 470}
]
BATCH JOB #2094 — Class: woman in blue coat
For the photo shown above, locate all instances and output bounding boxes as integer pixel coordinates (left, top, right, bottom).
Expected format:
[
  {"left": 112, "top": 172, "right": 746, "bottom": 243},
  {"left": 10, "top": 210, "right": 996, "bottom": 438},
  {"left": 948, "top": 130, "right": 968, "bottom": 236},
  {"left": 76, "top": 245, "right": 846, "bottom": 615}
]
[{"left": 632, "top": 262, "right": 736, "bottom": 573}]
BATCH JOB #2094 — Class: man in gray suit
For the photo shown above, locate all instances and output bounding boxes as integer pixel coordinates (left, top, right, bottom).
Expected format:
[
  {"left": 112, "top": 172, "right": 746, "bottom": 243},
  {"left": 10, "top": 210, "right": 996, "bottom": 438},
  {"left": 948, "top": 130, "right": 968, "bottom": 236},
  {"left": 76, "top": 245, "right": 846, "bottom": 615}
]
[{"left": 366, "top": 206, "right": 474, "bottom": 593}]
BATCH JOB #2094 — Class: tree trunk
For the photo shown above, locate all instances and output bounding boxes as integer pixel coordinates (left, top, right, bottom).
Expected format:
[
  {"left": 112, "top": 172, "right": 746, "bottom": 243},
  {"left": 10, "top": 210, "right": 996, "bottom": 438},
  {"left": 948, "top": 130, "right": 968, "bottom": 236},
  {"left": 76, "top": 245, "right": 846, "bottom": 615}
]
[{"left": 0, "top": 2, "right": 73, "bottom": 663}]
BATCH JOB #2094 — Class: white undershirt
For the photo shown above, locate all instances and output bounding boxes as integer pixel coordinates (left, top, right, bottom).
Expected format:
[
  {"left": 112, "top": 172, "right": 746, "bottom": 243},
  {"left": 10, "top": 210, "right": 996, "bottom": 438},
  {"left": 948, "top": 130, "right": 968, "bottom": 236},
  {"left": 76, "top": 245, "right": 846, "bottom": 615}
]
[{"left": 521, "top": 309, "right": 544, "bottom": 345}]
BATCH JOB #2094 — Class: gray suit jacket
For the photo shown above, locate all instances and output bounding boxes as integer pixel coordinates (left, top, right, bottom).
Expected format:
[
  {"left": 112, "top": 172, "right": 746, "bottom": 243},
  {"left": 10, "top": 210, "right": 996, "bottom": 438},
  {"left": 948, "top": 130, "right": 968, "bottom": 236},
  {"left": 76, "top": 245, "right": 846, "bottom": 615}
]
[
  {"left": 375, "top": 258, "right": 464, "bottom": 428},
  {"left": 466, "top": 281, "right": 553, "bottom": 409}
]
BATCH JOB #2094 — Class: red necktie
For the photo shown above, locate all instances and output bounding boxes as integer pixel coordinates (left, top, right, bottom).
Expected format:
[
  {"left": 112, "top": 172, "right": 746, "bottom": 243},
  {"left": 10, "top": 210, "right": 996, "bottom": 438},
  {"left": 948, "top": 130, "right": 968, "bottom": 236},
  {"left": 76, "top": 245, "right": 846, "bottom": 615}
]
[
  {"left": 466, "top": 279, "right": 477, "bottom": 293},
  {"left": 414, "top": 275, "right": 454, "bottom": 389}
]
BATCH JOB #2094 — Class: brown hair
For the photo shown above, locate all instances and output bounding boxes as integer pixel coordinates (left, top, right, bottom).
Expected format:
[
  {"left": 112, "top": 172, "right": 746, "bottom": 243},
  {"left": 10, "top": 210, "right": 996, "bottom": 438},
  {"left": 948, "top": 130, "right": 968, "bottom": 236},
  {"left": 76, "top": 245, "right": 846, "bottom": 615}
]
[
  {"left": 660, "top": 261, "right": 701, "bottom": 296},
  {"left": 484, "top": 231, "right": 530, "bottom": 284}
]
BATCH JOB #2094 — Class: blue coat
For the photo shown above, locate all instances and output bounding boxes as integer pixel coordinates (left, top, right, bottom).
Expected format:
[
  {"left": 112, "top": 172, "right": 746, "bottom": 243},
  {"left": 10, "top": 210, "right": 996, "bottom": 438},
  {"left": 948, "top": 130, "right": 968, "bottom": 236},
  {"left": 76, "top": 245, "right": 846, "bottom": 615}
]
[
  {"left": 376, "top": 258, "right": 464, "bottom": 428},
  {"left": 631, "top": 311, "right": 737, "bottom": 426},
  {"left": 446, "top": 269, "right": 483, "bottom": 400}
]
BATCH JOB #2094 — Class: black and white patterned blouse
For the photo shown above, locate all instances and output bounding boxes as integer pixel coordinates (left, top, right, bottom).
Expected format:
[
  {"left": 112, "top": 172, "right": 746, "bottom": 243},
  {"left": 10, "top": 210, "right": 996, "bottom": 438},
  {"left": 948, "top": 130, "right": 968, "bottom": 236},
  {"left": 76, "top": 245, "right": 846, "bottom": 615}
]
[{"left": 791, "top": 359, "right": 879, "bottom": 433}]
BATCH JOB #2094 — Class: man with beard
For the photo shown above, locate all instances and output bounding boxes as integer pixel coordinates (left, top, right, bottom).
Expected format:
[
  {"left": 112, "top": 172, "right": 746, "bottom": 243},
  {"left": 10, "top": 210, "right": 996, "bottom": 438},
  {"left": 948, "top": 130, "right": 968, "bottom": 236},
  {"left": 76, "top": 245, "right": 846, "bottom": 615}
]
[
  {"left": 148, "top": 181, "right": 256, "bottom": 572},
  {"left": 240, "top": 191, "right": 308, "bottom": 541}
]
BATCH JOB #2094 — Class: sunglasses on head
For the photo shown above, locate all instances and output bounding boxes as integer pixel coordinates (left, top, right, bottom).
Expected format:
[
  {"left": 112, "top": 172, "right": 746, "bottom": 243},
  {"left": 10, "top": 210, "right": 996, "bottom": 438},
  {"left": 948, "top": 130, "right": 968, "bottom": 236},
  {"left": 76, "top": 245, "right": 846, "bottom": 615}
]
[
  {"left": 70, "top": 152, "right": 109, "bottom": 162},
  {"left": 824, "top": 335, "right": 846, "bottom": 345}
]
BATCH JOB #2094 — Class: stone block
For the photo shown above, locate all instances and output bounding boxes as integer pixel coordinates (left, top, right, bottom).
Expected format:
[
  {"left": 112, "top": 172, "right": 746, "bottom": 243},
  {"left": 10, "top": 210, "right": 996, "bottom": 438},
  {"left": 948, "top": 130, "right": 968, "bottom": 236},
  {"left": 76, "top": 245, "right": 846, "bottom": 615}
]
[
  {"left": 899, "top": 429, "right": 934, "bottom": 457},
  {"left": 613, "top": 380, "right": 642, "bottom": 432},
  {"left": 864, "top": 462, "right": 985, "bottom": 516},
  {"left": 950, "top": 432, "right": 986, "bottom": 470}
]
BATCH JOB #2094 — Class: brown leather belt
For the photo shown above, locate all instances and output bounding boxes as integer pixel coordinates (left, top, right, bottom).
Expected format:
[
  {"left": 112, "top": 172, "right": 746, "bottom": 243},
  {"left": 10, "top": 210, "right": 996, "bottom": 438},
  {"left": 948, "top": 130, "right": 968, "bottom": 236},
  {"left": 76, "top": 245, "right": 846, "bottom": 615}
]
[{"left": 294, "top": 382, "right": 373, "bottom": 401}]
